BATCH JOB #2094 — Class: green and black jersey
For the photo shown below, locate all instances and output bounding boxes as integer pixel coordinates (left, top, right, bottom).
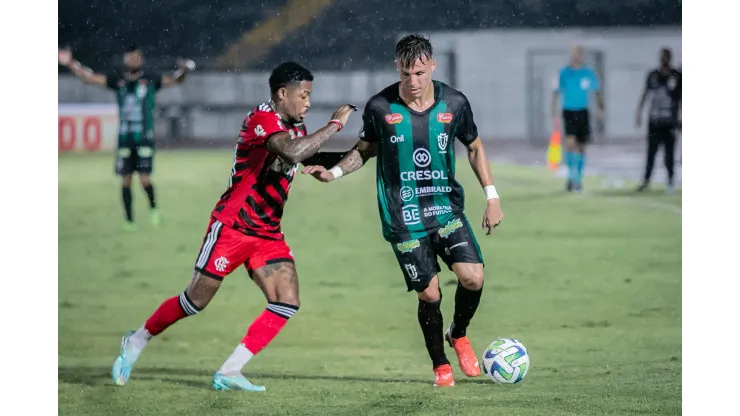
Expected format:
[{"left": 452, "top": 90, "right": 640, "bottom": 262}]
[
  {"left": 360, "top": 81, "right": 479, "bottom": 243},
  {"left": 106, "top": 72, "right": 162, "bottom": 147}
]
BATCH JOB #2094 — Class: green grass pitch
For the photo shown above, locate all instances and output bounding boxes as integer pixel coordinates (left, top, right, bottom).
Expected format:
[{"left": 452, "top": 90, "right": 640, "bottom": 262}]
[{"left": 58, "top": 150, "right": 681, "bottom": 415}]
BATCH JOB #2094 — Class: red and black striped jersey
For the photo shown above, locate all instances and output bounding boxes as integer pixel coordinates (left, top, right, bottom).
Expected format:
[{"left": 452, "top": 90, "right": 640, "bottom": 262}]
[{"left": 211, "top": 103, "right": 307, "bottom": 240}]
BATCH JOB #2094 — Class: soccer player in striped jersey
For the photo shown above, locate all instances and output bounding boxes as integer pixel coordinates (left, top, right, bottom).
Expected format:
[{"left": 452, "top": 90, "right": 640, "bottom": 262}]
[
  {"left": 302, "top": 34, "right": 504, "bottom": 387},
  {"left": 58, "top": 45, "right": 195, "bottom": 230},
  {"left": 111, "top": 62, "right": 357, "bottom": 391}
]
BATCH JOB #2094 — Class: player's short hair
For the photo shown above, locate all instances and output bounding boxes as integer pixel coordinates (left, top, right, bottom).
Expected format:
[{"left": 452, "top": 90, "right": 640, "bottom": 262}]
[
  {"left": 395, "top": 34, "right": 433, "bottom": 69},
  {"left": 125, "top": 44, "right": 141, "bottom": 53},
  {"left": 661, "top": 47, "right": 672, "bottom": 58},
  {"left": 269, "top": 62, "right": 314, "bottom": 95}
]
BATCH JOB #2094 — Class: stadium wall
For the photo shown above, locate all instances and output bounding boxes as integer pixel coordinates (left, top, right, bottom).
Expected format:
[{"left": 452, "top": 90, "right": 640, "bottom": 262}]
[{"left": 58, "top": 28, "right": 680, "bottom": 150}]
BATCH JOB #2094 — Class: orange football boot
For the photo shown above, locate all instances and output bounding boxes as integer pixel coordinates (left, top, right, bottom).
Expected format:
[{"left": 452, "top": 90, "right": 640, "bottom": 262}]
[
  {"left": 445, "top": 328, "right": 481, "bottom": 377},
  {"left": 433, "top": 364, "right": 455, "bottom": 387}
]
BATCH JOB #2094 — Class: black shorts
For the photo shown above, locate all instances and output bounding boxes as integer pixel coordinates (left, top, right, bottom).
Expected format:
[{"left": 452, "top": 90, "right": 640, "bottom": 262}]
[
  {"left": 562, "top": 109, "right": 591, "bottom": 143},
  {"left": 648, "top": 122, "right": 677, "bottom": 142},
  {"left": 115, "top": 141, "right": 155, "bottom": 175},
  {"left": 391, "top": 215, "right": 484, "bottom": 292}
]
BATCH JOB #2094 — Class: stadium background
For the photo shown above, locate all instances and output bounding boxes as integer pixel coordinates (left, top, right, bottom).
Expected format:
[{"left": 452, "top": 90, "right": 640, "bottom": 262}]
[
  {"left": 58, "top": 1, "right": 682, "bottom": 414},
  {"left": 59, "top": 0, "right": 681, "bottom": 180}
]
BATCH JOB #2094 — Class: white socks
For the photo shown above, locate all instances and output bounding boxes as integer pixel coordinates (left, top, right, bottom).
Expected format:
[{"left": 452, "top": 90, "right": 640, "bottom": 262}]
[
  {"left": 217, "top": 343, "right": 254, "bottom": 375},
  {"left": 127, "top": 325, "right": 152, "bottom": 358}
]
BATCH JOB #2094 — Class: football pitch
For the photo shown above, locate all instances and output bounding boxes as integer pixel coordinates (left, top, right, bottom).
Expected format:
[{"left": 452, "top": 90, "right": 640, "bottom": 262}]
[{"left": 58, "top": 149, "right": 681, "bottom": 415}]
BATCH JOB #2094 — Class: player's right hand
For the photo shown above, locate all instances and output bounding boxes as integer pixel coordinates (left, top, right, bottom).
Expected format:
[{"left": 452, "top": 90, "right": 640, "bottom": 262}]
[
  {"left": 58, "top": 48, "right": 73, "bottom": 66},
  {"left": 331, "top": 104, "right": 358, "bottom": 127},
  {"left": 301, "top": 165, "right": 335, "bottom": 182}
]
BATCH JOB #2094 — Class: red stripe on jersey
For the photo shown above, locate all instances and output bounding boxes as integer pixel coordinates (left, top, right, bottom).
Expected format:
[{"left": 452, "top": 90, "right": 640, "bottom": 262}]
[{"left": 211, "top": 103, "right": 307, "bottom": 240}]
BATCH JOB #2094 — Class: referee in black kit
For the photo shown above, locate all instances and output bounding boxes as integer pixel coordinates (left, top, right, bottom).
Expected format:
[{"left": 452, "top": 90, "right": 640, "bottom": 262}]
[{"left": 635, "top": 48, "right": 682, "bottom": 195}]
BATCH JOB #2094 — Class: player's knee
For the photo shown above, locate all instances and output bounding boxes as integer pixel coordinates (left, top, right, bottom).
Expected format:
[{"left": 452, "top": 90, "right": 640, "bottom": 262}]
[
  {"left": 140, "top": 175, "right": 151, "bottom": 187},
  {"left": 122, "top": 175, "right": 133, "bottom": 187},
  {"left": 185, "top": 272, "right": 222, "bottom": 309},
  {"left": 418, "top": 285, "right": 441, "bottom": 302},
  {"left": 459, "top": 268, "right": 484, "bottom": 291},
  {"left": 565, "top": 136, "right": 577, "bottom": 150},
  {"left": 274, "top": 285, "right": 300, "bottom": 307}
]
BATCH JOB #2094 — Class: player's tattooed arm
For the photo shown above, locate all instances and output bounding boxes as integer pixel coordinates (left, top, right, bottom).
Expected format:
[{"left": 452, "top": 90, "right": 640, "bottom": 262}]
[
  {"left": 161, "top": 59, "right": 196, "bottom": 87},
  {"left": 301, "top": 140, "right": 376, "bottom": 182},
  {"left": 58, "top": 48, "right": 106, "bottom": 87},
  {"left": 336, "top": 140, "right": 377, "bottom": 174},
  {"left": 266, "top": 123, "right": 340, "bottom": 165}
]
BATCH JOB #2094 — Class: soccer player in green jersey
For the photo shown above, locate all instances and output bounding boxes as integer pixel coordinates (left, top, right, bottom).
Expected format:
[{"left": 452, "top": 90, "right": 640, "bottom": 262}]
[
  {"left": 302, "top": 34, "right": 504, "bottom": 387},
  {"left": 58, "top": 45, "right": 195, "bottom": 230}
]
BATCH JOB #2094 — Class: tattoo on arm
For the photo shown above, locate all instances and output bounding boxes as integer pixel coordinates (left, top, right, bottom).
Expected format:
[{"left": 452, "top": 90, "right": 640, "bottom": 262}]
[
  {"left": 266, "top": 123, "right": 339, "bottom": 164},
  {"left": 336, "top": 142, "right": 377, "bottom": 176}
]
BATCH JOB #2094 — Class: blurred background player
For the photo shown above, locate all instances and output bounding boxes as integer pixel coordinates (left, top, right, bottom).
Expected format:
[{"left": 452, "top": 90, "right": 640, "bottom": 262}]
[
  {"left": 58, "top": 45, "right": 196, "bottom": 230},
  {"left": 635, "top": 47, "right": 682, "bottom": 194},
  {"left": 551, "top": 46, "right": 605, "bottom": 192},
  {"left": 110, "top": 61, "right": 357, "bottom": 391},
  {"left": 302, "top": 34, "right": 504, "bottom": 387}
]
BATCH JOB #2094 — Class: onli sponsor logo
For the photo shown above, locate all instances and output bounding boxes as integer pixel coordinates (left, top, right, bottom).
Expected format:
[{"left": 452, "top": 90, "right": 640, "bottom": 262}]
[
  {"left": 401, "top": 170, "right": 449, "bottom": 181},
  {"left": 396, "top": 239, "right": 421, "bottom": 253},
  {"left": 438, "top": 218, "right": 463, "bottom": 238},
  {"left": 390, "top": 134, "right": 405, "bottom": 143},
  {"left": 402, "top": 204, "right": 421, "bottom": 225},
  {"left": 437, "top": 112, "right": 453, "bottom": 123},
  {"left": 423, "top": 205, "right": 452, "bottom": 218},
  {"left": 385, "top": 113, "right": 404, "bottom": 124}
]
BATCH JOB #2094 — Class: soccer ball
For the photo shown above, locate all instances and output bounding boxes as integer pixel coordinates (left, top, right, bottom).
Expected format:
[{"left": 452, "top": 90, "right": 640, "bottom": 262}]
[{"left": 481, "top": 338, "right": 530, "bottom": 384}]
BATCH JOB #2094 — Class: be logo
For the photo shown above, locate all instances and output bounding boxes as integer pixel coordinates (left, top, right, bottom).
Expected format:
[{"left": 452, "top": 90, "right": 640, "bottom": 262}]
[
  {"left": 413, "top": 148, "right": 431, "bottom": 168},
  {"left": 402, "top": 204, "right": 421, "bottom": 225}
]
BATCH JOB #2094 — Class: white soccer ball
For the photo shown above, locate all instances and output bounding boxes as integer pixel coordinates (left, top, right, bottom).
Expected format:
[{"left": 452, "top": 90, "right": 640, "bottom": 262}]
[{"left": 481, "top": 338, "right": 530, "bottom": 384}]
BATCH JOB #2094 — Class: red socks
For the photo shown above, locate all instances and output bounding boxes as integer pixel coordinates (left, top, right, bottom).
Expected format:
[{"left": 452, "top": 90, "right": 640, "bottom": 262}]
[
  {"left": 242, "top": 302, "right": 299, "bottom": 354},
  {"left": 144, "top": 292, "right": 202, "bottom": 336},
  {"left": 141, "top": 294, "right": 297, "bottom": 357}
]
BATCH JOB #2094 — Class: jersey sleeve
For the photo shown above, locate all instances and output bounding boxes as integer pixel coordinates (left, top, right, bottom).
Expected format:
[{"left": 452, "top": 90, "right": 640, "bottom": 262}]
[
  {"left": 645, "top": 71, "right": 656, "bottom": 90},
  {"left": 241, "top": 110, "right": 286, "bottom": 145},
  {"left": 105, "top": 72, "right": 120, "bottom": 90},
  {"left": 557, "top": 68, "right": 567, "bottom": 94},
  {"left": 359, "top": 102, "right": 381, "bottom": 143},
  {"left": 456, "top": 96, "right": 479, "bottom": 146}
]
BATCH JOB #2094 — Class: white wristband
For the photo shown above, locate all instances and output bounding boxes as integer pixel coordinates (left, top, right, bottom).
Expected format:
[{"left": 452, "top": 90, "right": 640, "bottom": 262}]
[
  {"left": 329, "top": 166, "right": 344, "bottom": 179},
  {"left": 484, "top": 185, "right": 499, "bottom": 200}
]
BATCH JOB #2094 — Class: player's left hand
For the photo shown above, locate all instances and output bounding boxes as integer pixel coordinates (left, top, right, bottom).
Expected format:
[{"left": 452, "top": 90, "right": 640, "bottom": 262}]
[
  {"left": 301, "top": 165, "right": 335, "bottom": 182},
  {"left": 482, "top": 199, "right": 503, "bottom": 235}
]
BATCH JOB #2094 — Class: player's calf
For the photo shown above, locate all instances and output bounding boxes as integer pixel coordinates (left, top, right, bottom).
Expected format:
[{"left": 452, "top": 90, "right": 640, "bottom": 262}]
[
  {"left": 112, "top": 272, "right": 220, "bottom": 386},
  {"left": 215, "top": 262, "right": 300, "bottom": 380},
  {"left": 416, "top": 276, "right": 452, "bottom": 383},
  {"left": 446, "top": 263, "right": 484, "bottom": 377}
]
